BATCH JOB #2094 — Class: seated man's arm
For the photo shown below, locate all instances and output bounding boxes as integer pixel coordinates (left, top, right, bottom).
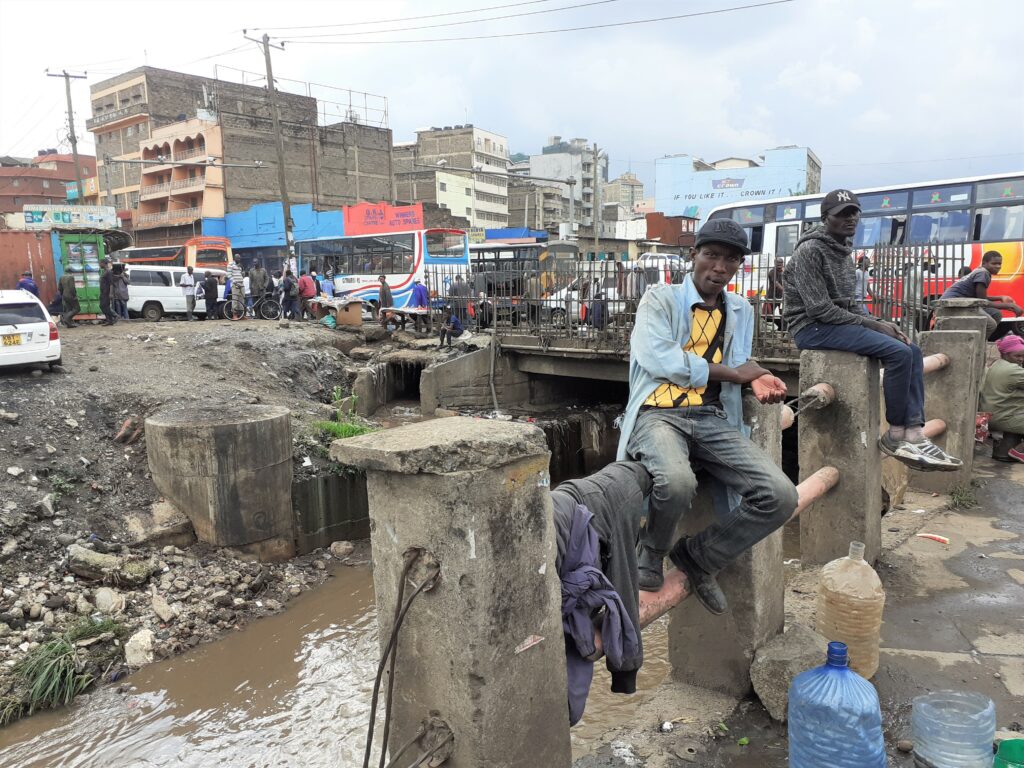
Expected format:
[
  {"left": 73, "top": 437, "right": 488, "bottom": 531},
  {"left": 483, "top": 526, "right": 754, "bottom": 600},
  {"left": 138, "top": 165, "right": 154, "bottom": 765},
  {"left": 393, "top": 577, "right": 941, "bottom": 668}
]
[{"left": 789, "top": 251, "right": 865, "bottom": 326}]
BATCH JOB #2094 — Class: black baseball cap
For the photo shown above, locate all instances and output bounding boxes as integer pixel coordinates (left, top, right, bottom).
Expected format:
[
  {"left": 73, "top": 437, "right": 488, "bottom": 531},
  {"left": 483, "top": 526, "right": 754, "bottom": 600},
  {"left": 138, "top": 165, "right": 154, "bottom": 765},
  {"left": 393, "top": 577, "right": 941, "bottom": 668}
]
[
  {"left": 822, "top": 189, "right": 861, "bottom": 216},
  {"left": 695, "top": 218, "right": 751, "bottom": 255}
]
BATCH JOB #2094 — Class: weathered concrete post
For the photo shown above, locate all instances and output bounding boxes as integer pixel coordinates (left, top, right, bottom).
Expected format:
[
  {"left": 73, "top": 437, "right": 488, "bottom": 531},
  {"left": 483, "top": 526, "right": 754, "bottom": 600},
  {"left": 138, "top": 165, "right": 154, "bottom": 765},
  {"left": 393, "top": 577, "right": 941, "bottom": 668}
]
[
  {"left": 330, "top": 417, "right": 571, "bottom": 768},
  {"left": 912, "top": 331, "right": 984, "bottom": 493},
  {"left": 799, "top": 351, "right": 882, "bottom": 565},
  {"left": 933, "top": 298, "right": 991, "bottom": 382},
  {"left": 146, "top": 404, "right": 295, "bottom": 561},
  {"left": 667, "top": 396, "right": 785, "bottom": 695}
]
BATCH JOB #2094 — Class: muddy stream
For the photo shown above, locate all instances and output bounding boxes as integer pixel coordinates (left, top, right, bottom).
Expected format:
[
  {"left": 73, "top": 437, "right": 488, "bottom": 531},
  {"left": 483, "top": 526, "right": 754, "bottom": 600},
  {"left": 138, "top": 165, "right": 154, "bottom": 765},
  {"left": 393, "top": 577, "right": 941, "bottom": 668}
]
[{"left": 0, "top": 565, "right": 670, "bottom": 767}]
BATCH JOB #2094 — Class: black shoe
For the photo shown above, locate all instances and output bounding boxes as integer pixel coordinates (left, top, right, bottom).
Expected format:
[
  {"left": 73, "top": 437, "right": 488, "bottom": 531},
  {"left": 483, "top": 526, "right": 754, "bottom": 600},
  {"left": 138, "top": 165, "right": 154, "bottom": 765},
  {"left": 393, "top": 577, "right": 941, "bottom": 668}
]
[
  {"left": 669, "top": 538, "right": 728, "bottom": 615},
  {"left": 637, "top": 544, "right": 665, "bottom": 592}
]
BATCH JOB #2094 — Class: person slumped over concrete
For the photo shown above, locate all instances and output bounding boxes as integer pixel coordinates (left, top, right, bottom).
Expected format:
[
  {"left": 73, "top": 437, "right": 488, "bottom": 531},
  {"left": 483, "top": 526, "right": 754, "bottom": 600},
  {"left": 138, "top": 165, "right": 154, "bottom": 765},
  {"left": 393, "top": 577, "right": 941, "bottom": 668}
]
[
  {"left": 940, "top": 250, "right": 1023, "bottom": 340},
  {"left": 980, "top": 334, "right": 1024, "bottom": 463},
  {"left": 618, "top": 218, "right": 797, "bottom": 614},
  {"left": 783, "top": 189, "right": 963, "bottom": 473},
  {"left": 551, "top": 461, "right": 651, "bottom": 726}
]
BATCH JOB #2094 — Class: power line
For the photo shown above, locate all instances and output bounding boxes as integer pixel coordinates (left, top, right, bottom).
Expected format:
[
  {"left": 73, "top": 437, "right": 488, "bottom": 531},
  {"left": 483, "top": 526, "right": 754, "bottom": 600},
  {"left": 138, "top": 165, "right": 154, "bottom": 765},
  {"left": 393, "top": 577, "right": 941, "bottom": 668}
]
[
  {"left": 250, "top": 0, "right": 557, "bottom": 32},
  {"left": 280, "top": 0, "right": 796, "bottom": 45},
  {"left": 282, "top": 0, "right": 624, "bottom": 40}
]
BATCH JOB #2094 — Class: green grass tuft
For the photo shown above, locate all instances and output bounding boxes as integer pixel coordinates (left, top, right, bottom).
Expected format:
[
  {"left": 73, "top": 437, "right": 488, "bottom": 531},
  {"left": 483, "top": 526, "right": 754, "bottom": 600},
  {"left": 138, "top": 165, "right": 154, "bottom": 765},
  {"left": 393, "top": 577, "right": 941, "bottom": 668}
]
[
  {"left": 15, "top": 639, "right": 93, "bottom": 714},
  {"left": 65, "top": 617, "right": 128, "bottom": 643},
  {"left": 0, "top": 696, "right": 25, "bottom": 726},
  {"left": 949, "top": 483, "right": 977, "bottom": 509},
  {"left": 314, "top": 420, "right": 376, "bottom": 440}
]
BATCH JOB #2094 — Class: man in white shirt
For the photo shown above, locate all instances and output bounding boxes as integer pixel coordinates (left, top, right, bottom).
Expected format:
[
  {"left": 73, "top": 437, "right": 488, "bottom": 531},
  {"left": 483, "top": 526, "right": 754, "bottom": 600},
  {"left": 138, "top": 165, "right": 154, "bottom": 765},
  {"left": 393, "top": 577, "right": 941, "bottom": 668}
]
[{"left": 180, "top": 266, "right": 197, "bottom": 321}]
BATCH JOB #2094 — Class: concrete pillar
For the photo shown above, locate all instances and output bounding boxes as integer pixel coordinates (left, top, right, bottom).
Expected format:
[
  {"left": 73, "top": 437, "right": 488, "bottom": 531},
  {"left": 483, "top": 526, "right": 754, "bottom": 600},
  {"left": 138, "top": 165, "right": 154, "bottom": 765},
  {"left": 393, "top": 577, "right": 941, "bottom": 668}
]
[
  {"left": 145, "top": 404, "right": 295, "bottom": 561},
  {"left": 330, "top": 417, "right": 571, "bottom": 768},
  {"left": 666, "top": 396, "right": 785, "bottom": 696},
  {"left": 799, "top": 351, "right": 882, "bottom": 565},
  {"left": 911, "top": 330, "right": 984, "bottom": 494}
]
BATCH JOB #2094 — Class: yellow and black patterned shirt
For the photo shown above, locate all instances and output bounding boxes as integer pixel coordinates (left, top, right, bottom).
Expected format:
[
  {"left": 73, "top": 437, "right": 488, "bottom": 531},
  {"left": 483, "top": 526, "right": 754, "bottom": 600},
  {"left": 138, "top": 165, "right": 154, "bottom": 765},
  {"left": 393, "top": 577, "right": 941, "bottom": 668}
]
[{"left": 643, "top": 297, "right": 726, "bottom": 409}]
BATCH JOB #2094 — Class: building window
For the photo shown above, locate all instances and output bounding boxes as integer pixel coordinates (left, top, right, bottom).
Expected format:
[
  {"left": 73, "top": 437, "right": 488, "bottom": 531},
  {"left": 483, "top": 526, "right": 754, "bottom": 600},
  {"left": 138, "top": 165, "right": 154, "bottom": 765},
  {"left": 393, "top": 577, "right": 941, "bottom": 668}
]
[
  {"left": 465, "top": 188, "right": 472, "bottom": 196},
  {"left": 126, "top": 125, "right": 135, "bottom": 137},
  {"left": 13, "top": 197, "right": 21, "bottom": 205},
  {"left": 439, "top": 181, "right": 446, "bottom": 192},
  {"left": 42, "top": 180, "right": 49, "bottom": 188},
  {"left": 11, "top": 179, "right": 19, "bottom": 187},
  {"left": 466, "top": 208, "right": 472, "bottom": 216}
]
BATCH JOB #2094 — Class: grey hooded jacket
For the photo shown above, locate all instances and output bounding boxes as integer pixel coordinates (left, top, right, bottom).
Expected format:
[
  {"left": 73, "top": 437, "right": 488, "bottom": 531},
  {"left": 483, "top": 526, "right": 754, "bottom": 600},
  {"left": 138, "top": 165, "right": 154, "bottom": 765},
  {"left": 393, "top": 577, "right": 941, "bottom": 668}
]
[{"left": 782, "top": 225, "right": 865, "bottom": 338}]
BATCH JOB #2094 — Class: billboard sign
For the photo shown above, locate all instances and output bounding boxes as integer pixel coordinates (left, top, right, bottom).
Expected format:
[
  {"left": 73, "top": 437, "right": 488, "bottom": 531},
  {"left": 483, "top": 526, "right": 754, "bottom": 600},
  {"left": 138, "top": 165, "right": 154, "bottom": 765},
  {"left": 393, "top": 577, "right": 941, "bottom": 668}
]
[
  {"left": 343, "top": 202, "right": 424, "bottom": 235},
  {"left": 23, "top": 204, "right": 118, "bottom": 231}
]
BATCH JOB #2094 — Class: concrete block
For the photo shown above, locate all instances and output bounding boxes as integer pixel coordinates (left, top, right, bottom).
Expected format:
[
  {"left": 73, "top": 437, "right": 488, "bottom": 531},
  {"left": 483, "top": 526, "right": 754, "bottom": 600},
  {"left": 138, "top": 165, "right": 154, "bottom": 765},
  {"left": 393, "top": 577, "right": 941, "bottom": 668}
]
[
  {"left": 667, "top": 397, "right": 785, "bottom": 697},
  {"left": 750, "top": 622, "right": 829, "bottom": 722},
  {"left": 125, "top": 500, "right": 197, "bottom": 550},
  {"left": 799, "top": 351, "right": 883, "bottom": 565},
  {"left": 331, "top": 418, "right": 571, "bottom": 768},
  {"left": 912, "top": 330, "right": 984, "bottom": 494},
  {"left": 933, "top": 314, "right": 990, "bottom": 383}
]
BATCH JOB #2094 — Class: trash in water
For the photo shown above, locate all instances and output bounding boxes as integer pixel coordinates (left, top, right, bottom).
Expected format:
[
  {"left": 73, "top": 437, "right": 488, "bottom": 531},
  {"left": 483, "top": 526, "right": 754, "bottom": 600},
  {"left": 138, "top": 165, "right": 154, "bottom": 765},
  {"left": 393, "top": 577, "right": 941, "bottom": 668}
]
[
  {"left": 301, "top": 456, "right": 313, "bottom": 468},
  {"left": 916, "top": 533, "right": 950, "bottom": 545}
]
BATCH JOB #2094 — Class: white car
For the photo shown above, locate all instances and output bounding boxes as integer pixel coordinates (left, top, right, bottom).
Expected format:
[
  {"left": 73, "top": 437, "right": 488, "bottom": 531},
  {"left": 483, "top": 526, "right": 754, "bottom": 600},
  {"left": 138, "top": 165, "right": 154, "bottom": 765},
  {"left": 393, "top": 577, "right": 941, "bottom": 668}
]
[
  {"left": 122, "top": 264, "right": 227, "bottom": 321},
  {"left": 0, "top": 289, "right": 62, "bottom": 370}
]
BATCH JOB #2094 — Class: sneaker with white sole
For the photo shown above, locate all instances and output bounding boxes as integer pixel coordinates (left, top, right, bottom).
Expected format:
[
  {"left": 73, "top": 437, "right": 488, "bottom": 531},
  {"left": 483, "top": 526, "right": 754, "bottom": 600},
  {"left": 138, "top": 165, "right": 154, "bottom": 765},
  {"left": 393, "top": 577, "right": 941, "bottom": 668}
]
[
  {"left": 910, "top": 438, "right": 964, "bottom": 471},
  {"left": 878, "top": 433, "right": 930, "bottom": 470}
]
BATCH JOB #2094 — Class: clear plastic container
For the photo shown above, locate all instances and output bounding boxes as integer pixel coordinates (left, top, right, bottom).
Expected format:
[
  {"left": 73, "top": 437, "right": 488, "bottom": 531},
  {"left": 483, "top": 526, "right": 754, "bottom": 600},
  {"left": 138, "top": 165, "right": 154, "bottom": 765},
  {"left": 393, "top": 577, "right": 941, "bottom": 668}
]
[
  {"left": 788, "top": 641, "right": 886, "bottom": 768},
  {"left": 816, "top": 540, "right": 885, "bottom": 679},
  {"left": 912, "top": 691, "right": 996, "bottom": 768}
]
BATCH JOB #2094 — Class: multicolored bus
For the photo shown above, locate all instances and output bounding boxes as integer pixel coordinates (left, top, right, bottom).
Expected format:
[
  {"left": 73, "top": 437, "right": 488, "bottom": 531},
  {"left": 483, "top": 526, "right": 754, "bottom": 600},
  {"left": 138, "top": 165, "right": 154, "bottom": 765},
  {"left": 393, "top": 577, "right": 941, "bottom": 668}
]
[
  {"left": 706, "top": 173, "right": 1024, "bottom": 314},
  {"left": 295, "top": 228, "right": 470, "bottom": 307},
  {"left": 112, "top": 237, "right": 233, "bottom": 271}
]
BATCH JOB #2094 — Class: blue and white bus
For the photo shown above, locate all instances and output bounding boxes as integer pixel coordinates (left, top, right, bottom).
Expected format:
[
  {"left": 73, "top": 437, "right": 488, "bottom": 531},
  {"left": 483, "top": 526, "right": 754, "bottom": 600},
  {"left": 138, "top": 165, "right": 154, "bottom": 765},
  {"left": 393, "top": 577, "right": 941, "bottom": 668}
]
[{"left": 296, "top": 228, "right": 470, "bottom": 308}]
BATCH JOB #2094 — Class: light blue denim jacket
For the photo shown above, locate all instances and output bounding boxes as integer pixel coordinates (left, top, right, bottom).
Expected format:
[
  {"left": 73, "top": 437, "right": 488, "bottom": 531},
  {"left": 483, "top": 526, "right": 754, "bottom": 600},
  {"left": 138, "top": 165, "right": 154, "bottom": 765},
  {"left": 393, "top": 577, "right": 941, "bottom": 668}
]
[{"left": 616, "top": 277, "right": 754, "bottom": 462}]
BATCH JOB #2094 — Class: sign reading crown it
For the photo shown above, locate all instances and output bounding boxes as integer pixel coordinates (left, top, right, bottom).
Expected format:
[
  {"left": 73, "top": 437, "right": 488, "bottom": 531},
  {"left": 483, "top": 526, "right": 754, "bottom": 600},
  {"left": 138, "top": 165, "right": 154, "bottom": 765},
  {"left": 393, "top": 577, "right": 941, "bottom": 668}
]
[{"left": 343, "top": 202, "right": 424, "bottom": 236}]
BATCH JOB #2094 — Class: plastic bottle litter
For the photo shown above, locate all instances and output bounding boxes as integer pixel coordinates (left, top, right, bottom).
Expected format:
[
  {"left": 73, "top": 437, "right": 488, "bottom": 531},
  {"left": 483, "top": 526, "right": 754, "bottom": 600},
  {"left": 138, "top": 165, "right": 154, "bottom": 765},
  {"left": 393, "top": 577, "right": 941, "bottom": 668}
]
[
  {"left": 816, "top": 540, "right": 885, "bottom": 679},
  {"left": 912, "top": 690, "right": 996, "bottom": 768},
  {"left": 788, "top": 641, "right": 886, "bottom": 768}
]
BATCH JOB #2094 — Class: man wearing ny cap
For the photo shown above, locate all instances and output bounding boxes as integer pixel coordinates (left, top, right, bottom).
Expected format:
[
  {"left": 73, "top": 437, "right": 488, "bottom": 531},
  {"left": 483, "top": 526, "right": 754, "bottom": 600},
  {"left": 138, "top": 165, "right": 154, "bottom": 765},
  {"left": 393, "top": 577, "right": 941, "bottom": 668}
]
[
  {"left": 783, "top": 188, "right": 962, "bottom": 471},
  {"left": 617, "top": 218, "right": 797, "bottom": 614}
]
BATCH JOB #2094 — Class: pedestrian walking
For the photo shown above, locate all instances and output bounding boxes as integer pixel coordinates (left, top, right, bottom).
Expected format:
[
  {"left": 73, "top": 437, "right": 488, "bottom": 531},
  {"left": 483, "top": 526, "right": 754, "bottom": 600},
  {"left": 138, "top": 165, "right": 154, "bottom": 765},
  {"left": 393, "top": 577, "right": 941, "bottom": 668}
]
[
  {"left": 180, "top": 266, "right": 197, "bottom": 321},
  {"left": 377, "top": 274, "right": 393, "bottom": 326},
  {"left": 227, "top": 255, "right": 245, "bottom": 317},
  {"left": 202, "top": 270, "right": 219, "bottom": 319},
  {"left": 16, "top": 271, "right": 39, "bottom": 297},
  {"left": 98, "top": 259, "right": 117, "bottom": 325},
  {"left": 297, "top": 270, "right": 317, "bottom": 319},
  {"left": 113, "top": 264, "right": 130, "bottom": 320},
  {"left": 281, "top": 270, "right": 300, "bottom": 320},
  {"left": 58, "top": 271, "right": 80, "bottom": 327},
  {"left": 249, "top": 263, "right": 269, "bottom": 315}
]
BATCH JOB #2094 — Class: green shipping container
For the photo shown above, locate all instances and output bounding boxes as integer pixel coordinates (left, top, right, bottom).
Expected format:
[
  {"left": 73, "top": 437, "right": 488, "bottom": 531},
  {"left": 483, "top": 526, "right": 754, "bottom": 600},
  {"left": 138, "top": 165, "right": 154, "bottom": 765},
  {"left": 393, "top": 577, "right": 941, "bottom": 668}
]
[{"left": 59, "top": 233, "right": 106, "bottom": 316}]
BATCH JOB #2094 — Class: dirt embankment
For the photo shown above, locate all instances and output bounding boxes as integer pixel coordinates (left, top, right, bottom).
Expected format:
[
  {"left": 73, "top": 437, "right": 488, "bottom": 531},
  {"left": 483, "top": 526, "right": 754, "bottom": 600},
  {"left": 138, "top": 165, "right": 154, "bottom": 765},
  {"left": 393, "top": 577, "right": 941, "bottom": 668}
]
[{"left": 0, "top": 317, "right": 389, "bottom": 721}]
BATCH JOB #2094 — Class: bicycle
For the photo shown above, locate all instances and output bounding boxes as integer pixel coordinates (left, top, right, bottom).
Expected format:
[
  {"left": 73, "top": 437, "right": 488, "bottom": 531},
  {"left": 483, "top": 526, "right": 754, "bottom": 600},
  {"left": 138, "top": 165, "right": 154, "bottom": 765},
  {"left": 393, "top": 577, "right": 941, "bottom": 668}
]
[{"left": 253, "top": 294, "right": 283, "bottom": 320}]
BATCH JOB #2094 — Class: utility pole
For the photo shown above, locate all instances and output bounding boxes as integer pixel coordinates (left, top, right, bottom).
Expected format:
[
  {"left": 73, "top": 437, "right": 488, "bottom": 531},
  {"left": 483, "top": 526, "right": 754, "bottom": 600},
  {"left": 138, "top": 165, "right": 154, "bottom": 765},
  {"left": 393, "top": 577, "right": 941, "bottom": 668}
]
[
  {"left": 245, "top": 32, "right": 295, "bottom": 262},
  {"left": 46, "top": 69, "right": 87, "bottom": 206},
  {"left": 592, "top": 144, "right": 600, "bottom": 259}
]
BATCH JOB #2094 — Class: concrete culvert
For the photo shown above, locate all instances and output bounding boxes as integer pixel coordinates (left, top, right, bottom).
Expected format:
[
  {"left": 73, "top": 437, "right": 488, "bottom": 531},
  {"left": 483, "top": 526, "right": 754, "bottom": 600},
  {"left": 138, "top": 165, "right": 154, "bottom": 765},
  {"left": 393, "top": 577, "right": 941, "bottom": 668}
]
[{"left": 145, "top": 403, "right": 295, "bottom": 561}]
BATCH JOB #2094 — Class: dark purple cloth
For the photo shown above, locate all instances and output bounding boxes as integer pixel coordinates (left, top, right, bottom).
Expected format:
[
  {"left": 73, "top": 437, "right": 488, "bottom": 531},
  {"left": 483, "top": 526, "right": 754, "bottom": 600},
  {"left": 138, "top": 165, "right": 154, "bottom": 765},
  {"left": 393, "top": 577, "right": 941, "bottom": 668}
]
[{"left": 559, "top": 502, "right": 640, "bottom": 726}]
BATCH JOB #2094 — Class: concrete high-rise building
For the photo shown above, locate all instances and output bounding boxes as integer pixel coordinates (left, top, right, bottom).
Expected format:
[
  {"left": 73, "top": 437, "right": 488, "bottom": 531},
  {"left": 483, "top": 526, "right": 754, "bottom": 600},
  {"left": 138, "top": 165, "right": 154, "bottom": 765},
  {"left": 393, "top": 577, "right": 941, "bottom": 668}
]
[
  {"left": 394, "top": 124, "right": 510, "bottom": 228},
  {"left": 507, "top": 178, "right": 567, "bottom": 233},
  {"left": 0, "top": 151, "right": 96, "bottom": 214},
  {"left": 601, "top": 171, "right": 644, "bottom": 214},
  {"left": 87, "top": 66, "right": 394, "bottom": 245},
  {"left": 526, "top": 136, "right": 608, "bottom": 229},
  {"left": 654, "top": 145, "right": 822, "bottom": 222}
]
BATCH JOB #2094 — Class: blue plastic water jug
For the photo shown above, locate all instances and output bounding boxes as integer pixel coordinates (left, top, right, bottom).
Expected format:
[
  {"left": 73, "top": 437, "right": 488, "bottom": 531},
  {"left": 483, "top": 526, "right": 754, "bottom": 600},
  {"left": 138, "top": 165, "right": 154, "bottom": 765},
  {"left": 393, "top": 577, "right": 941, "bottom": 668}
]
[{"left": 788, "top": 641, "right": 887, "bottom": 767}]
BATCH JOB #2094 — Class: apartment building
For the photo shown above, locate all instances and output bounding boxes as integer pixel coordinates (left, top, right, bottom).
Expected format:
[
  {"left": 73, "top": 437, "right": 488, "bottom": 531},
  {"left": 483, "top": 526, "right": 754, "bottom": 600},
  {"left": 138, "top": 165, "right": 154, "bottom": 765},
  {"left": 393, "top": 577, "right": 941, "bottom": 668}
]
[
  {"left": 87, "top": 66, "right": 394, "bottom": 245},
  {"left": 601, "top": 171, "right": 645, "bottom": 213},
  {"left": 0, "top": 151, "right": 96, "bottom": 215},
  {"left": 507, "top": 178, "right": 567, "bottom": 233},
  {"left": 526, "top": 136, "right": 609, "bottom": 229}
]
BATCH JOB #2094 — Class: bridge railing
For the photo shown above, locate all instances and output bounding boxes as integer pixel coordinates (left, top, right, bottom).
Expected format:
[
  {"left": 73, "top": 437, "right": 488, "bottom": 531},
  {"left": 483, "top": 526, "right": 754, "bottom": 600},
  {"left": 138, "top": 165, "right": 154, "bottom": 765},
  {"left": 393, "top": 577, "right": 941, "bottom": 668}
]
[{"left": 330, "top": 312, "right": 990, "bottom": 767}]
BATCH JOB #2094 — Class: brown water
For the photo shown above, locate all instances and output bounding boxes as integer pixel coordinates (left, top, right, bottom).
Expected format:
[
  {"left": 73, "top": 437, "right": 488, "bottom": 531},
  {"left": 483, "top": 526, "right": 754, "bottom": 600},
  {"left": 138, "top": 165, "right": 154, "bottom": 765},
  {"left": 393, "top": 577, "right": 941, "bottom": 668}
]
[{"left": 0, "top": 565, "right": 669, "bottom": 766}]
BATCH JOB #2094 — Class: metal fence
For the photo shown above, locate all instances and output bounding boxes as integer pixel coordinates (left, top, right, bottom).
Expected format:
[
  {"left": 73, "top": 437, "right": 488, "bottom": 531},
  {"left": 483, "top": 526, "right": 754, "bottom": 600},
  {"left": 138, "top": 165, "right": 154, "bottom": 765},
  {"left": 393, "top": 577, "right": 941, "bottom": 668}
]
[{"left": 424, "top": 242, "right": 969, "bottom": 360}]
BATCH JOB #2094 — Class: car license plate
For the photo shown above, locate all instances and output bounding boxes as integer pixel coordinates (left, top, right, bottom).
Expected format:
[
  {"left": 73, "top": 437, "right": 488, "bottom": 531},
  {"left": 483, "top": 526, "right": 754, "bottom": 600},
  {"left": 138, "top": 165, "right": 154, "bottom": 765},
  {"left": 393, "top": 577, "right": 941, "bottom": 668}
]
[{"left": 2, "top": 334, "right": 22, "bottom": 346}]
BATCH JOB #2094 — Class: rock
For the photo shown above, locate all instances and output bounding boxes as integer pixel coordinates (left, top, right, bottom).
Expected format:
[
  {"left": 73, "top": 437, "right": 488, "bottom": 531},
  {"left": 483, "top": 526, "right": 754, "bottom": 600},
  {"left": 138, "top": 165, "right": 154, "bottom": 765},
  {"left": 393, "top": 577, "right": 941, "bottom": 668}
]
[
  {"left": 211, "top": 590, "right": 233, "bottom": 607},
  {"left": 6, "top": 466, "right": 24, "bottom": 478},
  {"left": 313, "top": 560, "right": 326, "bottom": 571},
  {"left": 43, "top": 595, "right": 64, "bottom": 609},
  {"left": 264, "top": 599, "right": 282, "bottom": 612},
  {"left": 897, "top": 740, "right": 913, "bottom": 753},
  {"left": 0, "top": 411, "right": 19, "bottom": 424},
  {"left": 67, "top": 544, "right": 158, "bottom": 586},
  {"left": 76, "top": 595, "right": 94, "bottom": 615},
  {"left": 329, "top": 540, "right": 355, "bottom": 559},
  {"left": 65, "top": 417, "right": 79, "bottom": 428},
  {"left": 45, "top": 443, "right": 57, "bottom": 455},
  {"left": 30, "top": 369, "right": 42, "bottom": 378},
  {"left": 124, "top": 629, "right": 155, "bottom": 667},
  {"left": 43, "top": 610, "right": 54, "bottom": 627},
  {"left": 750, "top": 623, "right": 830, "bottom": 723},
  {"left": 434, "top": 408, "right": 459, "bottom": 418},
  {"left": 56, "top": 533, "right": 77, "bottom": 547},
  {"left": 288, "top": 584, "right": 302, "bottom": 597},
  {"left": 0, "top": 538, "right": 18, "bottom": 561},
  {"left": 152, "top": 595, "right": 176, "bottom": 624},
  {"left": 124, "top": 500, "right": 196, "bottom": 549},
  {"left": 35, "top": 494, "right": 56, "bottom": 519},
  {"left": 0, "top": 622, "right": 10, "bottom": 638},
  {"left": 28, "top": 603, "right": 41, "bottom": 620},
  {"left": 94, "top": 587, "right": 126, "bottom": 615}
]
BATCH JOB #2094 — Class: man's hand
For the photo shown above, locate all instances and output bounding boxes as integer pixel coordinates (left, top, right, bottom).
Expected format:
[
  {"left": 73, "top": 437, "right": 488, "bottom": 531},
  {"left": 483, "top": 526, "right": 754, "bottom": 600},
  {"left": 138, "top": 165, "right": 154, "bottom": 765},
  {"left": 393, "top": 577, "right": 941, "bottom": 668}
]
[
  {"left": 865, "top": 318, "right": 908, "bottom": 344},
  {"left": 751, "top": 373, "right": 787, "bottom": 404},
  {"left": 730, "top": 361, "right": 772, "bottom": 384}
]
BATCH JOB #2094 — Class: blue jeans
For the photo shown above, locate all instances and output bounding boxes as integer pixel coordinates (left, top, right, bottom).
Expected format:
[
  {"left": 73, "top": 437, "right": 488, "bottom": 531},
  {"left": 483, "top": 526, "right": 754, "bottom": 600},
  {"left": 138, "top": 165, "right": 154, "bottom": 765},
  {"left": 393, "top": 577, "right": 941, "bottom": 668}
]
[
  {"left": 794, "top": 322, "right": 925, "bottom": 428},
  {"left": 626, "top": 407, "right": 798, "bottom": 574}
]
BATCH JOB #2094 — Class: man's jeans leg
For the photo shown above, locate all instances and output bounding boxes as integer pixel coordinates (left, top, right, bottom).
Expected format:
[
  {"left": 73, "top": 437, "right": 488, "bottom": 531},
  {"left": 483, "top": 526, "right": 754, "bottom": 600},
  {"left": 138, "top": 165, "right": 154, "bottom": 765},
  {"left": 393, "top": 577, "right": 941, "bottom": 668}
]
[
  {"left": 626, "top": 410, "right": 698, "bottom": 556},
  {"left": 185, "top": 295, "right": 195, "bottom": 321},
  {"left": 685, "top": 410, "right": 798, "bottom": 573},
  {"left": 794, "top": 322, "right": 925, "bottom": 427}
]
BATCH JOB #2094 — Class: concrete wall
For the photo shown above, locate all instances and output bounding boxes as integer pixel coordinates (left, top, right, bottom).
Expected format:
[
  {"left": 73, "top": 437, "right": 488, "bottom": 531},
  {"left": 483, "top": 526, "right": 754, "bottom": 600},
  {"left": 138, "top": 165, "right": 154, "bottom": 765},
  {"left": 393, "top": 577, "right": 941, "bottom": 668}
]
[{"left": 420, "top": 346, "right": 529, "bottom": 413}]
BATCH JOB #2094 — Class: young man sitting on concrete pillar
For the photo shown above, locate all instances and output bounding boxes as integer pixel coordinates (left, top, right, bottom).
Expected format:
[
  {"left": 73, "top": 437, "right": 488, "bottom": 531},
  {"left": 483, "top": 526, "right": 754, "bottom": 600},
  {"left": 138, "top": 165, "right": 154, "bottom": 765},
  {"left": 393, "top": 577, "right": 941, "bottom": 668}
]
[
  {"left": 782, "top": 188, "right": 963, "bottom": 473},
  {"left": 617, "top": 218, "right": 797, "bottom": 613}
]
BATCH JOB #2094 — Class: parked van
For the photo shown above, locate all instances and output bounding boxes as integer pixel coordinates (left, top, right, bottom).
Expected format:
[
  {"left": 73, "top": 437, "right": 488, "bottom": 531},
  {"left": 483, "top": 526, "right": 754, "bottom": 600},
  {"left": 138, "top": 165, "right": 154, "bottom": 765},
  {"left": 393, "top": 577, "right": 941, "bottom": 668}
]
[{"left": 121, "top": 265, "right": 226, "bottom": 321}]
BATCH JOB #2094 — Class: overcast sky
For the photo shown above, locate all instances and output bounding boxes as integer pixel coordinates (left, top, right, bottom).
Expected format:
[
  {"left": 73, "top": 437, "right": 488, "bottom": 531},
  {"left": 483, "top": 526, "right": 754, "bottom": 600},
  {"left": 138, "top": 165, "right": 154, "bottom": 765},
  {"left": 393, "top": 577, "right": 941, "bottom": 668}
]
[{"left": 1, "top": 0, "right": 1022, "bottom": 196}]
